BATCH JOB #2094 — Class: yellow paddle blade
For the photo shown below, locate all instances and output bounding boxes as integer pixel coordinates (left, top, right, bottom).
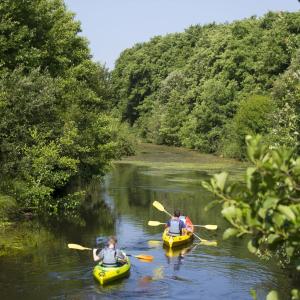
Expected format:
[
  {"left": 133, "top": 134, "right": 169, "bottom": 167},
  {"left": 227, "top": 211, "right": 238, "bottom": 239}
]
[
  {"left": 199, "top": 240, "right": 218, "bottom": 247},
  {"left": 204, "top": 225, "right": 218, "bottom": 230},
  {"left": 192, "top": 233, "right": 217, "bottom": 246},
  {"left": 134, "top": 254, "right": 154, "bottom": 261},
  {"left": 152, "top": 201, "right": 173, "bottom": 217},
  {"left": 147, "top": 240, "right": 162, "bottom": 248},
  {"left": 152, "top": 201, "right": 165, "bottom": 212},
  {"left": 148, "top": 221, "right": 165, "bottom": 226},
  {"left": 193, "top": 224, "right": 218, "bottom": 230},
  {"left": 68, "top": 243, "right": 92, "bottom": 251},
  {"left": 138, "top": 258, "right": 153, "bottom": 263}
]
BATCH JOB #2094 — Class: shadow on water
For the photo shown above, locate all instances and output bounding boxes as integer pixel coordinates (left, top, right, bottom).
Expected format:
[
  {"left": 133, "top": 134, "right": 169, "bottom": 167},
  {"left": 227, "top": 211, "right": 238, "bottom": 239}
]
[{"left": 0, "top": 145, "right": 295, "bottom": 300}]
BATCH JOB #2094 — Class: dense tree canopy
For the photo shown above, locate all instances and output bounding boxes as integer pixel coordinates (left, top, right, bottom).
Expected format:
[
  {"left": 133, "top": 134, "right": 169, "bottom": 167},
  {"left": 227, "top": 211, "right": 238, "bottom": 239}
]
[
  {"left": 112, "top": 11, "right": 300, "bottom": 158},
  {"left": 0, "top": 0, "right": 90, "bottom": 76},
  {"left": 0, "top": 0, "right": 134, "bottom": 220}
]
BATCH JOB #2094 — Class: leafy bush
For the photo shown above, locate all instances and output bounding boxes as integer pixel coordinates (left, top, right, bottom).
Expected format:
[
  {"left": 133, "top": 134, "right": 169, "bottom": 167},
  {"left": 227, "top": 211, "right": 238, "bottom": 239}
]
[
  {"left": 221, "top": 95, "right": 275, "bottom": 158},
  {"left": 268, "top": 51, "right": 300, "bottom": 150},
  {"left": 202, "top": 135, "right": 300, "bottom": 299}
]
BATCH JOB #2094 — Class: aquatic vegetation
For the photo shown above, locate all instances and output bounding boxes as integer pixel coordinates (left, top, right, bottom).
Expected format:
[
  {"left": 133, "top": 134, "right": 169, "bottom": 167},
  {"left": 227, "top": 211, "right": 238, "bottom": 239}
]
[
  {"left": 116, "top": 143, "right": 246, "bottom": 180},
  {"left": 0, "top": 221, "right": 55, "bottom": 257}
]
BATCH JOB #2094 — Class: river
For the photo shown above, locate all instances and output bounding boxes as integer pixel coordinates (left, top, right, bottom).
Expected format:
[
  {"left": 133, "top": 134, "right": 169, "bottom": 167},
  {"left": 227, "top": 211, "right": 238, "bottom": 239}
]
[{"left": 0, "top": 144, "right": 293, "bottom": 299}]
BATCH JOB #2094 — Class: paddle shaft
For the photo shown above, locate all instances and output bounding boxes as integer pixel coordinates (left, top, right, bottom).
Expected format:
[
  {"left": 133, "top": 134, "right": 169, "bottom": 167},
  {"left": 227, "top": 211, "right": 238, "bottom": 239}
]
[
  {"left": 164, "top": 210, "right": 172, "bottom": 217},
  {"left": 192, "top": 231, "right": 206, "bottom": 242},
  {"left": 149, "top": 221, "right": 216, "bottom": 230},
  {"left": 68, "top": 243, "right": 152, "bottom": 261}
]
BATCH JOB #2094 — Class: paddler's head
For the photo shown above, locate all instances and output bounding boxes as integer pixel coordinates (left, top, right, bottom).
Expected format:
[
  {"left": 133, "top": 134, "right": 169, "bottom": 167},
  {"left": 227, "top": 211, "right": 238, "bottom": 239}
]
[
  {"left": 107, "top": 236, "right": 117, "bottom": 249},
  {"left": 174, "top": 209, "right": 181, "bottom": 218}
]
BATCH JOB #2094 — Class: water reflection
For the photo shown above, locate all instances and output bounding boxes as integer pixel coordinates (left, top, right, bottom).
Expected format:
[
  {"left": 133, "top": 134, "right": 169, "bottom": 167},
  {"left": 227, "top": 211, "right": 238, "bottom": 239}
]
[
  {"left": 164, "top": 243, "right": 196, "bottom": 271},
  {"left": 0, "top": 160, "right": 294, "bottom": 300}
]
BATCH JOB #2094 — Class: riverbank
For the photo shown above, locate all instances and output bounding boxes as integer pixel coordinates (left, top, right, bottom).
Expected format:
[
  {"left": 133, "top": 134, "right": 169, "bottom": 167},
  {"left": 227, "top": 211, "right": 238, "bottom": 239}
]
[
  {"left": 0, "top": 143, "right": 245, "bottom": 221},
  {"left": 0, "top": 194, "right": 17, "bottom": 225}
]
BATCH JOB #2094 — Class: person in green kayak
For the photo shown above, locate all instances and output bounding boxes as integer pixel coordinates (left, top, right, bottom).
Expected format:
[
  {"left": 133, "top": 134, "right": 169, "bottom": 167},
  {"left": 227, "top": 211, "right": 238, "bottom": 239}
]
[
  {"left": 166, "top": 209, "right": 187, "bottom": 236},
  {"left": 93, "top": 236, "right": 126, "bottom": 267}
]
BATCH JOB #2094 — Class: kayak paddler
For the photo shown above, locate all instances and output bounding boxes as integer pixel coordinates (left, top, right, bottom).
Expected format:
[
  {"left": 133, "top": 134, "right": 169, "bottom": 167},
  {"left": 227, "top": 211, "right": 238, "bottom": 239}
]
[
  {"left": 93, "top": 236, "right": 126, "bottom": 267},
  {"left": 166, "top": 209, "right": 187, "bottom": 236}
]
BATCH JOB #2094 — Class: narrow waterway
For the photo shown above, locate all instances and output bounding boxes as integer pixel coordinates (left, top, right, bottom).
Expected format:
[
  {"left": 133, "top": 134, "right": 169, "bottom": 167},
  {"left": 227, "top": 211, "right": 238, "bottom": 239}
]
[{"left": 0, "top": 145, "right": 292, "bottom": 299}]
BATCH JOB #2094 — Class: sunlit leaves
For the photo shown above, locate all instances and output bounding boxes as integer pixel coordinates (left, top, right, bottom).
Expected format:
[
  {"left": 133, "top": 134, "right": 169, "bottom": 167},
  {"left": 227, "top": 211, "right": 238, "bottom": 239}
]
[
  {"left": 267, "top": 234, "right": 281, "bottom": 244},
  {"left": 223, "top": 227, "right": 238, "bottom": 240},
  {"left": 266, "top": 291, "right": 279, "bottom": 300},
  {"left": 246, "top": 167, "right": 256, "bottom": 189},
  {"left": 291, "top": 289, "right": 300, "bottom": 300},
  {"left": 113, "top": 12, "right": 300, "bottom": 157},
  {"left": 213, "top": 172, "right": 228, "bottom": 192},
  {"left": 203, "top": 135, "right": 300, "bottom": 299},
  {"left": 221, "top": 206, "right": 242, "bottom": 223},
  {"left": 247, "top": 240, "right": 258, "bottom": 254},
  {"left": 277, "top": 205, "right": 296, "bottom": 222}
]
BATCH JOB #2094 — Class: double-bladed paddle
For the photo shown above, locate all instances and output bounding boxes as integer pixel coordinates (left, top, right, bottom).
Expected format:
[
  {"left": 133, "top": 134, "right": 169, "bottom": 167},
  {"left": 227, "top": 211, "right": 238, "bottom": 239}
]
[
  {"left": 67, "top": 243, "right": 153, "bottom": 261},
  {"left": 148, "top": 220, "right": 217, "bottom": 230}
]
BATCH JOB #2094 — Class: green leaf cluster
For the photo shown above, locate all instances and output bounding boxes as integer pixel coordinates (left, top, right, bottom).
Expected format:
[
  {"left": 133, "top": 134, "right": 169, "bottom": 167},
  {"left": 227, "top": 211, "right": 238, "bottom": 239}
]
[{"left": 202, "top": 135, "right": 300, "bottom": 299}]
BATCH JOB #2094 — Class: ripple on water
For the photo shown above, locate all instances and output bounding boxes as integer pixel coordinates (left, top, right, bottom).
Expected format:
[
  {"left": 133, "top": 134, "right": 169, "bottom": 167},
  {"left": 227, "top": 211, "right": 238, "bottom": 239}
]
[
  {"left": 60, "top": 280, "right": 171, "bottom": 300},
  {"left": 0, "top": 158, "right": 293, "bottom": 300}
]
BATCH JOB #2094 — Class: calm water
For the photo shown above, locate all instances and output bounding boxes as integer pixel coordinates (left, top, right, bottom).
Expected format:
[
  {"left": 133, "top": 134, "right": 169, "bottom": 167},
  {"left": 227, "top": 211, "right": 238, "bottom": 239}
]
[{"left": 0, "top": 160, "right": 293, "bottom": 299}]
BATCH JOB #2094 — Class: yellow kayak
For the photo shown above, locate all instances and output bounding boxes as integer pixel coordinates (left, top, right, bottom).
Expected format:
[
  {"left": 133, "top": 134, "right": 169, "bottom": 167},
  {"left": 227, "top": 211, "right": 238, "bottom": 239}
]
[
  {"left": 163, "top": 229, "right": 194, "bottom": 247},
  {"left": 163, "top": 216, "right": 194, "bottom": 248},
  {"left": 93, "top": 257, "right": 131, "bottom": 285}
]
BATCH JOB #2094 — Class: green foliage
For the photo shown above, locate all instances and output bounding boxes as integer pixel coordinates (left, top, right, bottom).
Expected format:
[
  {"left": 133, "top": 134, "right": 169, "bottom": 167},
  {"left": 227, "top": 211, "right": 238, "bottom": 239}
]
[
  {"left": 16, "top": 127, "right": 79, "bottom": 210},
  {"left": 0, "top": 0, "right": 134, "bottom": 220},
  {"left": 0, "top": 0, "right": 90, "bottom": 76},
  {"left": 202, "top": 135, "right": 300, "bottom": 299},
  {"left": 292, "top": 289, "right": 300, "bottom": 300},
  {"left": 222, "top": 95, "right": 275, "bottom": 158},
  {"left": 268, "top": 51, "right": 300, "bottom": 150},
  {"left": 156, "top": 70, "right": 190, "bottom": 146},
  {"left": 180, "top": 79, "right": 237, "bottom": 152},
  {"left": 266, "top": 291, "right": 279, "bottom": 300},
  {"left": 0, "top": 69, "right": 62, "bottom": 174},
  {"left": 0, "top": 67, "right": 133, "bottom": 217},
  {"left": 112, "top": 12, "right": 300, "bottom": 156},
  {"left": 112, "top": 33, "right": 194, "bottom": 124},
  {"left": 0, "top": 194, "right": 17, "bottom": 222}
]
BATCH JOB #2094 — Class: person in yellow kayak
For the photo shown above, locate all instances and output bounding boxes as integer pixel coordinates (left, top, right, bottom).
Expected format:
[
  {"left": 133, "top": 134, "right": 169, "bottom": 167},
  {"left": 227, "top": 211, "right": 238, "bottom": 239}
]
[
  {"left": 166, "top": 209, "right": 187, "bottom": 236},
  {"left": 93, "top": 236, "right": 126, "bottom": 267}
]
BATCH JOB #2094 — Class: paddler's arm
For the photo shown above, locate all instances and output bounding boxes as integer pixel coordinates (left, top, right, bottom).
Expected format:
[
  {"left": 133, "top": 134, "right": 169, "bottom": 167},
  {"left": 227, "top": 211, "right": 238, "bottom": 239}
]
[
  {"left": 165, "top": 220, "right": 171, "bottom": 230},
  {"left": 179, "top": 220, "right": 186, "bottom": 235},
  {"left": 93, "top": 248, "right": 103, "bottom": 262},
  {"left": 116, "top": 249, "right": 127, "bottom": 263}
]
